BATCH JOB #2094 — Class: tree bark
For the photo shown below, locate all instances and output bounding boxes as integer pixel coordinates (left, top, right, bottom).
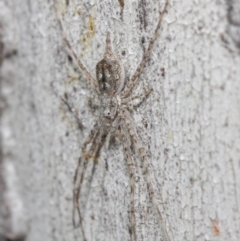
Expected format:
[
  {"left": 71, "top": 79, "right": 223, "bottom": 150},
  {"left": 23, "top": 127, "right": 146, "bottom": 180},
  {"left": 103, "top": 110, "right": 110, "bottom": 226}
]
[{"left": 1, "top": 0, "right": 240, "bottom": 241}]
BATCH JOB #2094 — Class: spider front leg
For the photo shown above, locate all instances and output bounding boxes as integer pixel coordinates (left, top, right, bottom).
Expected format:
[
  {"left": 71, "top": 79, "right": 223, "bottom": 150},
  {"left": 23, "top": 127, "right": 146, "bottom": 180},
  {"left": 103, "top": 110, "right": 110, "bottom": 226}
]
[
  {"left": 54, "top": 0, "right": 98, "bottom": 88},
  {"left": 73, "top": 115, "right": 121, "bottom": 240},
  {"left": 121, "top": 0, "right": 169, "bottom": 98},
  {"left": 73, "top": 121, "right": 107, "bottom": 241},
  {"left": 120, "top": 124, "right": 137, "bottom": 241},
  {"left": 122, "top": 110, "right": 171, "bottom": 241}
]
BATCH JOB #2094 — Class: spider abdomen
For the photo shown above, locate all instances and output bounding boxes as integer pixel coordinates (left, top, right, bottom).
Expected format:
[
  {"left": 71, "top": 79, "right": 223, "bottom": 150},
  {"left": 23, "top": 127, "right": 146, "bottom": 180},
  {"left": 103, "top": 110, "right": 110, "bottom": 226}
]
[{"left": 96, "top": 33, "right": 125, "bottom": 96}]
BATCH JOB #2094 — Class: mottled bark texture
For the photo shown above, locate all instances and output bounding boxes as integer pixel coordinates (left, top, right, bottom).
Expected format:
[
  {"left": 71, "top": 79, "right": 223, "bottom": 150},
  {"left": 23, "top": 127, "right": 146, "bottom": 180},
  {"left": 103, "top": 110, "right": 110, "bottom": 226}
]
[{"left": 0, "top": 0, "right": 240, "bottom": 241}]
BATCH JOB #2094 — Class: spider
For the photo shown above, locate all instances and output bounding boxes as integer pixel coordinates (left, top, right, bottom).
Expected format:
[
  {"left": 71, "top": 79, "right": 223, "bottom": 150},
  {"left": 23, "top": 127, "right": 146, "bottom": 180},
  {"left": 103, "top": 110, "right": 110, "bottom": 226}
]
[{"left": 54, "top": 1, "right": 170, "bottom": 241}]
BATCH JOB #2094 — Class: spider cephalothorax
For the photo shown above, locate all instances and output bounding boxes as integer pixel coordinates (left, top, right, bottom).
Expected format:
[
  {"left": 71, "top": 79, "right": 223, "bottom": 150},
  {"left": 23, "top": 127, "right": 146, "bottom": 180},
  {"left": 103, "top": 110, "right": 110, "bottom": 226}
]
[{"left": 101, "top": 96, "right": 118, "bottom": 119}]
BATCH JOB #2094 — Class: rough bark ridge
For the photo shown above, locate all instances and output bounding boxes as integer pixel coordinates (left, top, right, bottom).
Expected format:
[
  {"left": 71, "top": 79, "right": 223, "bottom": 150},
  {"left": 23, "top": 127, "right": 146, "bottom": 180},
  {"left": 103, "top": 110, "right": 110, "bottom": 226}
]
[{"left": 1, "top": 0, "right": 240, "bottom": 241}]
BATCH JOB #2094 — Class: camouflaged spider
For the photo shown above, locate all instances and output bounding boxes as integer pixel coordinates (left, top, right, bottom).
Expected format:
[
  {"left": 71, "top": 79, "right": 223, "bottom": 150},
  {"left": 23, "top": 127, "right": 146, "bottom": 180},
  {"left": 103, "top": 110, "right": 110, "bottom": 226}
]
[{"left": 55, "top": 1, "right": 170, "bottom": 241}]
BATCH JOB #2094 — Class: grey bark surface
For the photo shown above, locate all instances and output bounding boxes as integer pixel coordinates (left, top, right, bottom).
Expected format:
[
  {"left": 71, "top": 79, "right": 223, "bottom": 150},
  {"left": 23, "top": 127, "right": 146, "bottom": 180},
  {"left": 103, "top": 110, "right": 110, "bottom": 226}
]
[{"left": 1, "top": 0, "right": 240, "bottom": 241}]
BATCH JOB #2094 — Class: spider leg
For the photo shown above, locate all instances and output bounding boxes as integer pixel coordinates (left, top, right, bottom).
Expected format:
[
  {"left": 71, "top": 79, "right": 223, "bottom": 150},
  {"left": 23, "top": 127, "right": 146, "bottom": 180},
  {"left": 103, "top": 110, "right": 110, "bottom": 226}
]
[
  {"left": 73, "top": 122, "right": 104, "bottom": 241},
  {"left": 121, "top": 0, "right": 169, "bottom": 98},
  {"left": 87, "top": 115, "right": 121, "bottom": 185},
  {"left": 54, "top": 0, "right": 98, "bottom": 88},
  {"left": 122, "top": 110, "right": 171, "bottom": 241},
  {"left": 51, "top": 84, "right": 85, "bottom": 130},
  {"left": 120, "top": 124, "right": 137, "bottom": 241},
  {"left": 73, "top": 115, "right": 120, "bottom": 240},
  {"left": 122, "top": 88, "right": 153, "bottom": 110},
  {"left": 85, "top": 128, "right": 108, "bottom": 198},
  {"left": 73, "top": 157, "right": 86, "bottom": 240},
  {"left": 60, "top": 94, "right": 84, "bottom": 130}
]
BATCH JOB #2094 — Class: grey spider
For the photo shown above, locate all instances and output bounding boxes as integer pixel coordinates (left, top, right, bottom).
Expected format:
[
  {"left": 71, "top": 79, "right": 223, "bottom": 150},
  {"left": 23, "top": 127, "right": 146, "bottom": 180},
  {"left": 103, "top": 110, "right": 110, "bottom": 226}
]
[{"left": 55, "top": 1, "right": 170, "bottom": 241}]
